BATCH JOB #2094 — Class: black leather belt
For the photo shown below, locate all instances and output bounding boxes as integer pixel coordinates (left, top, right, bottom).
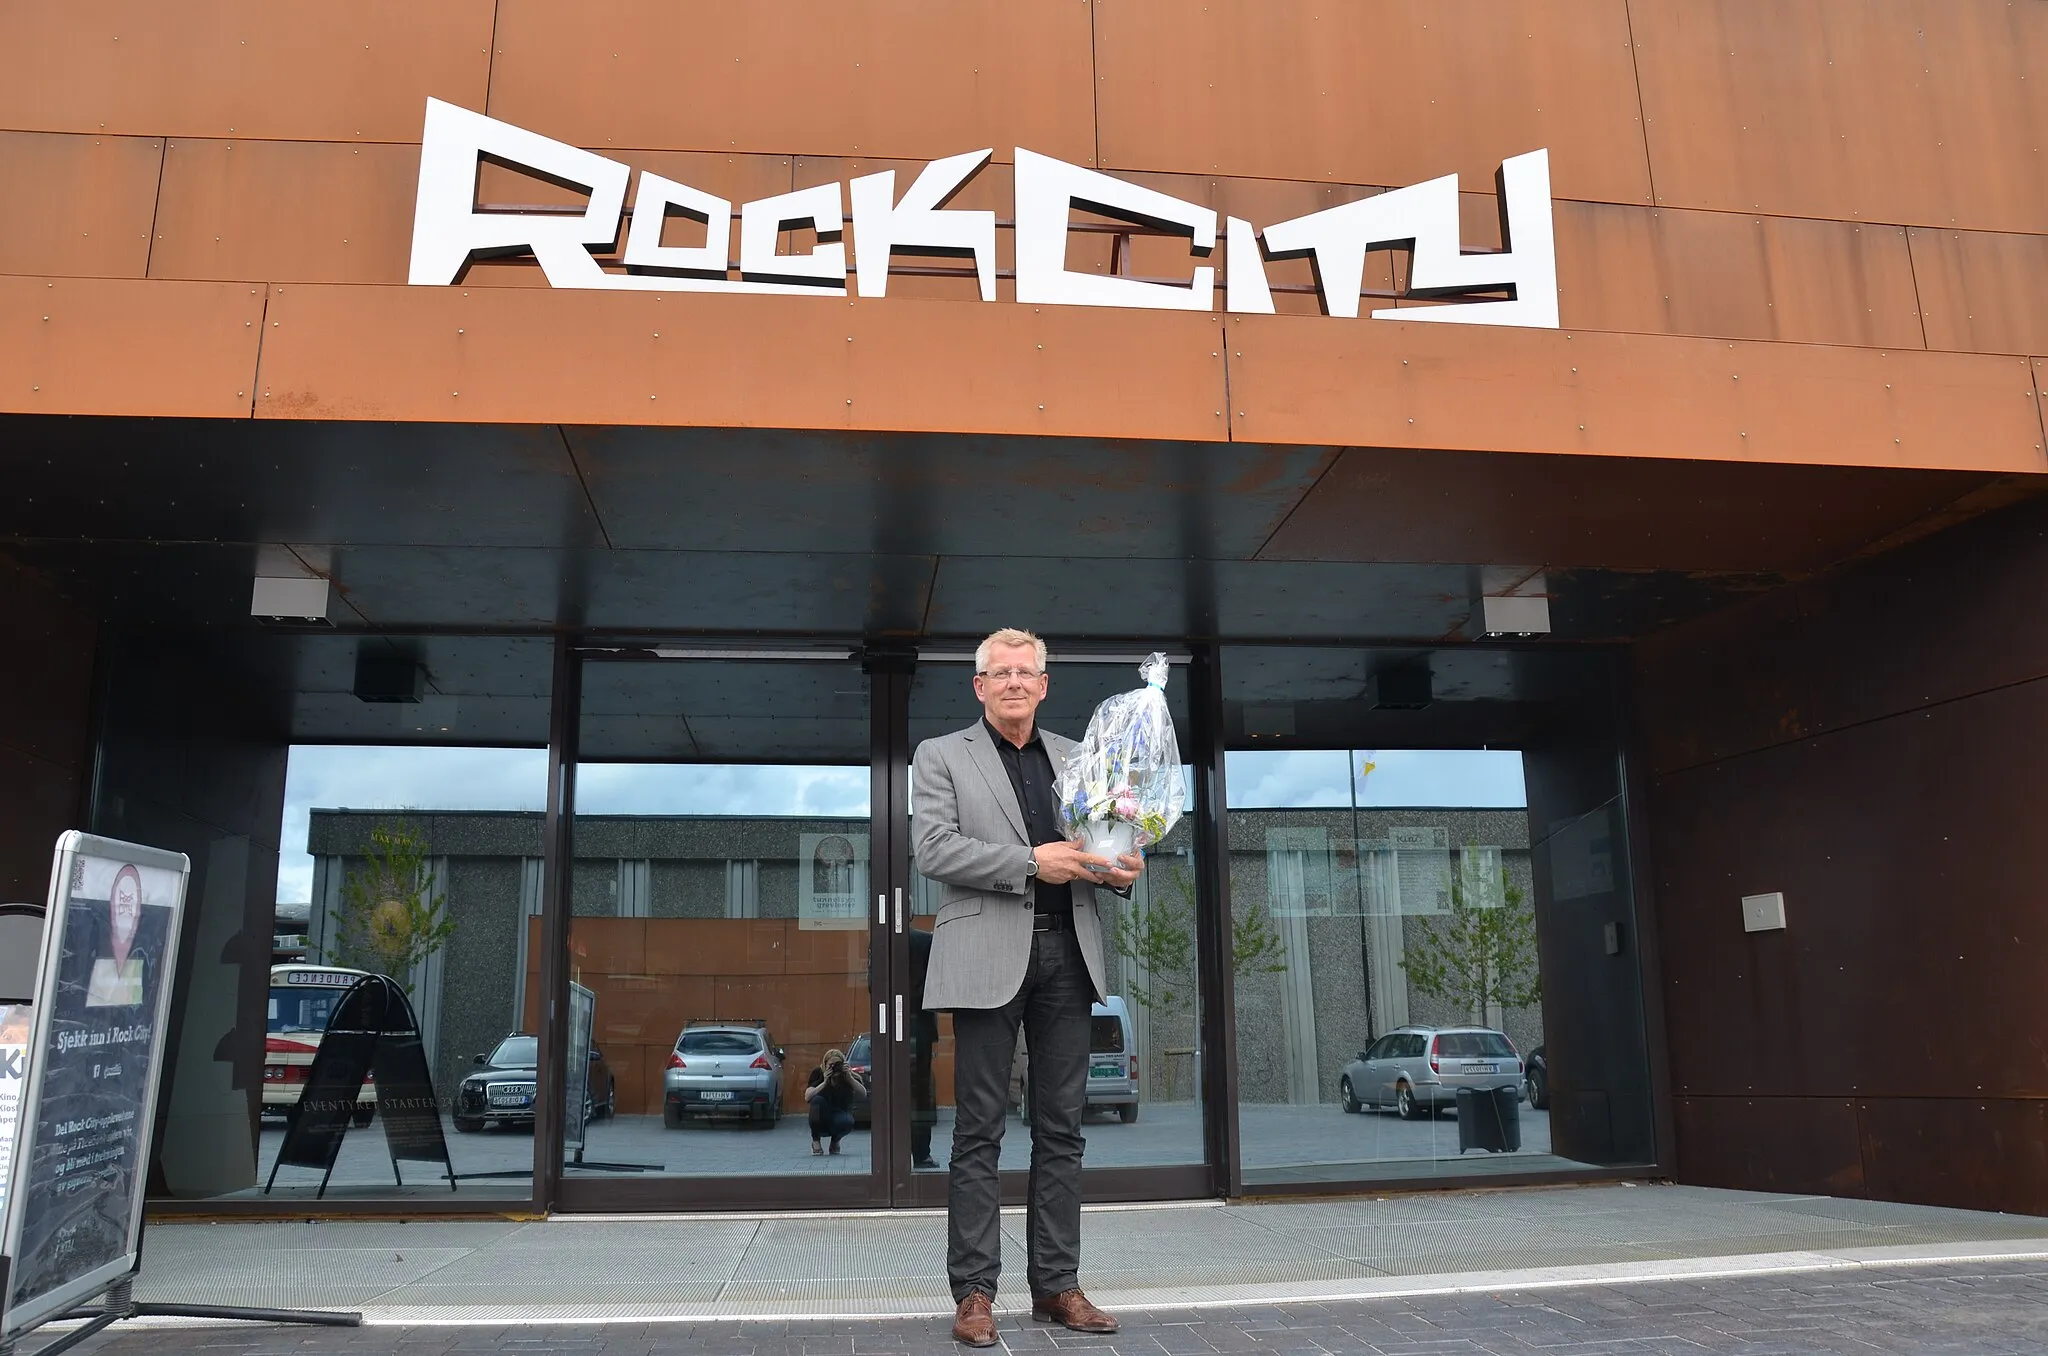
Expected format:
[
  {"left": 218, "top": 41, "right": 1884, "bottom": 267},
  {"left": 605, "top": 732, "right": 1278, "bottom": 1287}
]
[{"left": 1032, "top": 912, "right": 1073, "bottom": 933}]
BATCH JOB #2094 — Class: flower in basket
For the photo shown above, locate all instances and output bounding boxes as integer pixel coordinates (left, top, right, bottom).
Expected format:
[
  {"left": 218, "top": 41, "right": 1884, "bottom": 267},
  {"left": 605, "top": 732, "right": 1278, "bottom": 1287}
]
[{"left": 1056, "top": 653, "right": 1185, "bottom": 858}]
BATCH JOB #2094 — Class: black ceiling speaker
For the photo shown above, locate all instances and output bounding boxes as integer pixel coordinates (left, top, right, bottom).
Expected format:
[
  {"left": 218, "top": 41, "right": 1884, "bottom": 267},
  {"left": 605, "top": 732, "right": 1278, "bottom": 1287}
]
[
  {"left": 354, "top": 652, "right": 426, "bottom": 704},
  {"left": 1368, "top": 666, "right": 1432, "bottom": 711}
]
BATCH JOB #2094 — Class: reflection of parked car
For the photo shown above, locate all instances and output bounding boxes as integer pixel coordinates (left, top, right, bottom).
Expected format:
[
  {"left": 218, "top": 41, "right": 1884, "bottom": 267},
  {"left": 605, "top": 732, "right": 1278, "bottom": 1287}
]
[
  {"left": 1086, "top": 997, "right": 1139, "bottom": 1123},
  {"left": 1340, "top": 1026, "right": 1523, "bottom": 1121},
  {"left": 1014, "top": 997, "right": 1141, "bottom": 1123},
  {"left": 263, "top": 963, "right": 375, "bottom": 1128},
  {"left": 453, "top": 1034, "right": 616, "bottom": 1132},
  {"left": 1524, "top": 1044, "right": 1548, "bottom": 1109},
  {"left": 846, "top": 1033, "right": 875, "bottom": 1127},
  {"left": 662, "top": 1021, "right": 785, "bottom": 1128}
]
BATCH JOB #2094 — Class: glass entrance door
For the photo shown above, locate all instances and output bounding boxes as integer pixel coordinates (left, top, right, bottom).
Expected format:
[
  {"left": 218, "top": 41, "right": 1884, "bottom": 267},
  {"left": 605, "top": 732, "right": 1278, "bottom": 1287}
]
[
  {"left": 553, "top": 649, "right": 892, "bottom": 1209},
  {"left": 892, "top": 650, "right": 1210, "bottom": 1205}
]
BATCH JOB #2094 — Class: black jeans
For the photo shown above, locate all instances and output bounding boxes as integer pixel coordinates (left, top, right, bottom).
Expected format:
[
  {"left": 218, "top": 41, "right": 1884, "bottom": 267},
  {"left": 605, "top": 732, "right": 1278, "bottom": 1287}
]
[{"left": 946, "top": 928, "right": 1092, "bottom": 1301}]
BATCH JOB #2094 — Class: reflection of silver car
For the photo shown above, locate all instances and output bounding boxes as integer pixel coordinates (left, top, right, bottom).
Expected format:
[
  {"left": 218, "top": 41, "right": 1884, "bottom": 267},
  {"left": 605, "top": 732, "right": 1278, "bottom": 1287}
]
[
  {"left": 662, "top": 1022, "right": 784, "bottom": 1128},
  {"left": 1340, "top": 1026, "right": 1523, "bottom": 1121}
]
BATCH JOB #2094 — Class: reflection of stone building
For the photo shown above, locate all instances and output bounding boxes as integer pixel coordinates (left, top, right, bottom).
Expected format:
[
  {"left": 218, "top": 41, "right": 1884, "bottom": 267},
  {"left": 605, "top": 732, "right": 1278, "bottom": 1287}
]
[
  {"left": 305, "top": 806, "right": 1536, "bottom": 1116},
  {"left": 1226, "top": 808, "right": 1539, "bottom": 1107}
]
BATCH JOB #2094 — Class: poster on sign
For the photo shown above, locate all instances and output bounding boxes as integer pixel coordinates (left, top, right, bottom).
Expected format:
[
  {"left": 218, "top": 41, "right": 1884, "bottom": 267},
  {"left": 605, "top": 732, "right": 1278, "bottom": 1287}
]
[
  {"left": 0, "top": 1004, "right": 27, "bottom": 1225},
  {"left": 0, "top": 833, "right": 189, "bottom": 1342}
]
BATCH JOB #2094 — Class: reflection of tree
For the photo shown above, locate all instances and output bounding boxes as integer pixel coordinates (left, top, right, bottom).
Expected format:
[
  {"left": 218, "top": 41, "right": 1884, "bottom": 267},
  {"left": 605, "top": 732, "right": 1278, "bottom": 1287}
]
[
  {"left": 1398, "top": 849, "right": 1541, "bottom": 1022},
  {"left": 1109, "top": 863, "right": 1287, "bottom": 1018},
  {"left": 334, "top": 819, "right": 454, "bottom": 996}
]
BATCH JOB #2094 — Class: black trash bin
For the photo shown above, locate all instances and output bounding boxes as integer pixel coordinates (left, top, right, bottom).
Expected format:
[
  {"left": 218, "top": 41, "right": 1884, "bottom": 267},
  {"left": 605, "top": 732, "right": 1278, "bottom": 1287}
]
[{"left": 1455, "top": 1085, "right": 1523, "bottom": 1153}]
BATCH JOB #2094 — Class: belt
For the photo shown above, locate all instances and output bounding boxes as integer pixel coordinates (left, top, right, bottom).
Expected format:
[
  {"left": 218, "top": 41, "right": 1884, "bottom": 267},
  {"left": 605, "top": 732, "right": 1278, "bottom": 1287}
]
[{"left": 1032, "top": 912, "right": 1073, "bottom": 933}]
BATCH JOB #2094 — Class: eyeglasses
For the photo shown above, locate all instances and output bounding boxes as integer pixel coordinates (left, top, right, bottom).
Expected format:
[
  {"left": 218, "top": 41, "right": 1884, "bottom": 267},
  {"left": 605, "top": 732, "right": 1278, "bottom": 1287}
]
[{"left": 978, "top": 668, "right": 1044, "bottom": 683}]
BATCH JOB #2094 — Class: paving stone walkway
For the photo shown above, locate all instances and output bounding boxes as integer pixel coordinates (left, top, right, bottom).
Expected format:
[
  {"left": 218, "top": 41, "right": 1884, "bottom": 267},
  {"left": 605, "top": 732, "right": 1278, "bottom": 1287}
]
[{"left": 52, "top": 1260, "right": 2048, "bottom": 1355}]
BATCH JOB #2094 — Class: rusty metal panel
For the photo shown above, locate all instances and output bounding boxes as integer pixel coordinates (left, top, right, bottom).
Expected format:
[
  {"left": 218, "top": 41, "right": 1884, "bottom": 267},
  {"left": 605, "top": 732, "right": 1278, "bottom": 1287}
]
[
  {"left": 1632, "top": 0, "right": 2048, "bottom": 232},
  {"left": 1860, "top": 1097, "right": 2048, "bottom": 1216},
  {"left": 1910, "top": 228, "right": 2048, "bottom": 356},
  {"left": 0, "top": 276, "right": 264, "bottom": 416},
  {"left": 1671, "top": 1098, "right": 1865, "bottom": 1197},
  {"left": 253, "top": 284, "right": 1229, "bottom": 439},
  {"left": 1556, "top": 202, "right": 1924, "bottom": 349},
  {"left": 0, "top": 1, "right": 493, "bottom": 142},
  {"left": 1093, "top": 0, "right": 1650, "bottom": 204},
  {"left": 0, "top": 132, "right": 161, "bottom": 279},
  {"left": 488, "top": 0, "right": 1096, "bottom": 163},
  {"left": 1224, "top": 316, "right": 2045, "bottom": 473},
  {"left": 150, "top": 139, "right": 419, "bottom": 284}
]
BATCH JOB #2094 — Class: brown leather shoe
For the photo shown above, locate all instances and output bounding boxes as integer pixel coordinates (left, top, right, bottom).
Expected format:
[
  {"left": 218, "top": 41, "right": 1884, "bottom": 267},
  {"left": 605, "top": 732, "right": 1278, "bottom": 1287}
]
[
  {"left": 1031, "top": 1288, "right": 1119, "bottom": 1333},
  {"left": 951, "top": 1290, "right": 997, "bottom": 1347}
]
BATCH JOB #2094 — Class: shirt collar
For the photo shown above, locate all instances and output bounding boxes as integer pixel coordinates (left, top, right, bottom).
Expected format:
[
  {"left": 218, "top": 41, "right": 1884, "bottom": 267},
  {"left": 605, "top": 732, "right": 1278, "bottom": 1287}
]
[{"left": 982, "top": 717, "right": 1041, "bottom": 751}]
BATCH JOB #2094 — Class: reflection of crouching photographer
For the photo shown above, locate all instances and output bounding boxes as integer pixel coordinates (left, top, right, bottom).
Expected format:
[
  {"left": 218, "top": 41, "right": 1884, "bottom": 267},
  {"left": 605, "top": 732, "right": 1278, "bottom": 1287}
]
[{"left": 806, "top": 1048, "right": 866, "bottom": 1155}]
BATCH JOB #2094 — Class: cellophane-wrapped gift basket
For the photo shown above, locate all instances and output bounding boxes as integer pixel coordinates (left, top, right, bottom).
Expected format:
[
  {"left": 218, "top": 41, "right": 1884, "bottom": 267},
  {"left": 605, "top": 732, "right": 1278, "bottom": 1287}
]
[{"left": 1055, "top": 652, "right": 1185, "bottom": 861}]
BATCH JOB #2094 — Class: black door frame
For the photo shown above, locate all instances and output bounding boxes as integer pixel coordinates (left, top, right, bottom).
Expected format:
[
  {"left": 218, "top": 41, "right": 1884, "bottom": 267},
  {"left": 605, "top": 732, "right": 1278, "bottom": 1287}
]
[
  {"left": 548, "top": 640, "right": 898, "bottom": 1212},
  {"left": 543, "top": 638, "right": 1234, "bottom": 1213}
]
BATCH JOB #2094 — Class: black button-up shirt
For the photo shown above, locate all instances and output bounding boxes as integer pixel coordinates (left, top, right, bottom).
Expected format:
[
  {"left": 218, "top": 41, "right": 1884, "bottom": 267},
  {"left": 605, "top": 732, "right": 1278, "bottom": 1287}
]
[{"left": 983, "top": 719, "right": 1075, "bottom": 919}]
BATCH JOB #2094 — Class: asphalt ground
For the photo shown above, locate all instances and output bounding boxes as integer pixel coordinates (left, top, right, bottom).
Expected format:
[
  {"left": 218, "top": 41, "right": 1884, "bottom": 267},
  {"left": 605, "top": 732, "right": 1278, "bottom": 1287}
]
[{"left": 44, "top": 1259, "right": 2048, "bottom": 1355}]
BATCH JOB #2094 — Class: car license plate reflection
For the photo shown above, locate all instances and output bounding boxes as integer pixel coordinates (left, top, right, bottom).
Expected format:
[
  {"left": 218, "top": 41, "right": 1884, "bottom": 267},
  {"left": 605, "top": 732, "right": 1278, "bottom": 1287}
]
[
  {"left": 701, "top": 1090, "right": 736, "bottom": 1101},
  {"left": 490, "top": 1092, "right": 532, "bottom": 1106},
  {"left": 1468, "top": 1064, "right": 1498, "bottom": 1073},
  {"left": 1090, "top": 1065, "right": 1122, "bottom": 1078}
]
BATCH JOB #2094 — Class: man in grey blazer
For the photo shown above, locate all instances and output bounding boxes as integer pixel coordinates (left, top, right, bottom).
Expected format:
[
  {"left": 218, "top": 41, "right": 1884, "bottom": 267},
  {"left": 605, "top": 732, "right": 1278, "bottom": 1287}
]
[{"left": 914, "top": 628, "right": 1142, "bottom": 1347}]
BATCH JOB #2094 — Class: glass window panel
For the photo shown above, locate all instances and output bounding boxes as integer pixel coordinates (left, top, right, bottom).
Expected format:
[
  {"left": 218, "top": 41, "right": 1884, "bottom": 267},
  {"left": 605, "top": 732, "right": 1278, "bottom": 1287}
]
[
  {"left": 1223, "top": 644, "right": 1654, "bottom": 1189},
  {"left": 563, "top": 657, "right": 873, "bottom": 1182}
]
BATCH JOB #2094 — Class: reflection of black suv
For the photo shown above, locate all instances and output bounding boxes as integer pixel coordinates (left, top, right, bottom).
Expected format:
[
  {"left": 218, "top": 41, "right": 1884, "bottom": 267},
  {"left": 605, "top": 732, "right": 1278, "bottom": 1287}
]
[
  {"left": 846, "top": 1034, "right": 875, "bottom": 1127},
  {"left": 454, "top": 1034, "right": 616, "bottom": 1132}
]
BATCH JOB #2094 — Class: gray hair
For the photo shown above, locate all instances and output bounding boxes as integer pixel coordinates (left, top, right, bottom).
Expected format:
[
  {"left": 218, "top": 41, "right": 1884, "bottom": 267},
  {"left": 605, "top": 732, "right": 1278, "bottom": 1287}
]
[{"left": 974, "top": 628, "right": 1047, "bottom": 674}]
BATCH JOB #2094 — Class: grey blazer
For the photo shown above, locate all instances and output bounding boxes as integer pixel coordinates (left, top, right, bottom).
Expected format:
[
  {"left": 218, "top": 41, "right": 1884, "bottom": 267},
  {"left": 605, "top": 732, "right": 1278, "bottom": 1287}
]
[{"left": 913, "top": 722, "right": 1110, "bottom": 1011}]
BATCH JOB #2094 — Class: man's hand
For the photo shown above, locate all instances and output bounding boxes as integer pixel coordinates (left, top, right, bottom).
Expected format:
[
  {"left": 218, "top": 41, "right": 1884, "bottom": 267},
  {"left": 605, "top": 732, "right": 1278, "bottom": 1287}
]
[
  {"left": 1099, "top": 852, "right": 1145, "bottom": 890},
  {"left": 1032, "top": 841, "right": 1121, "bottom": 885}
]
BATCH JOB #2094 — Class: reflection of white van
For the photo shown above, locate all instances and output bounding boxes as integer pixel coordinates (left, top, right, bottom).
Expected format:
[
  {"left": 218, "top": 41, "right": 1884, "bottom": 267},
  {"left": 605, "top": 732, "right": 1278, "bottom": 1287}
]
[
  {"left": 1086, "top": 996, "right": 1139, "bottom": 1123},
  {"left": 1011, "top": 996, "right": 1142, "bottom": 1122},
  {"left": 264, "top": 963, "right": 376, "bottom": 1125}
]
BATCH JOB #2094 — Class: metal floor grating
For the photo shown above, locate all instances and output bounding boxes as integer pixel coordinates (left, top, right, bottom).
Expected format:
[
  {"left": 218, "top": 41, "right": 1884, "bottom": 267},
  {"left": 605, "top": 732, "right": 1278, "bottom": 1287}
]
[{"left": 124, "top": 1184, "right": 2048, "bottom": 1322}]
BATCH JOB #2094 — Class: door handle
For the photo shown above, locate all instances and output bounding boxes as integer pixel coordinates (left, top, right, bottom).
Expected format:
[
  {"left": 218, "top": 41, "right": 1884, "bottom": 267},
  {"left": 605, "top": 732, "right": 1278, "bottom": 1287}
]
[
  {"left": 895, "top": 993, "right": 904, "bottom": 1042},
  {"left": 877, "top": 892, "right": 887, "bottom": 925},
  {"left": 893, "top": 887, "right": 904, "bottom": 934},
  {"left": 878, "top": 1001, "right": 888, "bottom": 1037}
]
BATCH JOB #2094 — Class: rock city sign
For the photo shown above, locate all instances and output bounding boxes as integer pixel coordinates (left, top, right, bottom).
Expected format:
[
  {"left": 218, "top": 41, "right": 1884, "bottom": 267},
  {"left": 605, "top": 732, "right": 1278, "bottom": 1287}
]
[{"left": 408, "top": 98, "right": 1557, "bottom": 328}]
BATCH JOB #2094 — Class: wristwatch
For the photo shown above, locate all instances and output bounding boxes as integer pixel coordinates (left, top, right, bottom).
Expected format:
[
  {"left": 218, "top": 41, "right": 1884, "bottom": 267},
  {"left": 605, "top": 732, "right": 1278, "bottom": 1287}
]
[{"left": 1023, "top": 853, "right": 1038, "bottom": 880}]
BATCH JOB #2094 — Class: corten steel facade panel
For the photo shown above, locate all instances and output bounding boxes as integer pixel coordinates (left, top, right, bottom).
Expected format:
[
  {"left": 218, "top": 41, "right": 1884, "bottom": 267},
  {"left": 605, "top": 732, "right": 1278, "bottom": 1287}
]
[
  {"left": 1909, "top": 228, "right": 2048, "bottom": 356},
  {"left": 0, "top": 0, "right": 2037, "bottom": 480},
  {"left": 0, "top": 0, "right": 495, "bottom": 143},
  {"left": 0, "top": 276, "right": 265, "bottom": 417},
  {"left": 486, "top": 0, "right": 1097, "bottom": 165},
  {"left": 1091, "top": 0, "right": 1654, "bottom": 204},
  {"left": 1222, "top": 315, "right": 2046, "bottom": 473},
  {"left": 1637, "top": 495, "right": 2048, "bottom": 1215},
  {"left": 251, "top": 285, "right": 1230, "bottom": 440},
  {"left": 1631, "top": 0, "right": 2048, "bottom": 232},
  {"left": 0, "top": 131, "right": 162, "bottom": 279},
  {"left": 1552, "top": 204, "right": 1926, "bottom": 349},
  {"left": 149, "top": 139, "right": 422, "bottom": 284}
]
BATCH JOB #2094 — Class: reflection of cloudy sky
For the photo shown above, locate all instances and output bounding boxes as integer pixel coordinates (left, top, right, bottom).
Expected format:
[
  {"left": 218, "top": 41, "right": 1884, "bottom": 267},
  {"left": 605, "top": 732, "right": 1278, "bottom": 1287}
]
[
  {"left": 278, "top": 746, "right": 868, "bottom": 903},
  {"left": 1226, "top": 749, "right": 1526, "bottom": 809}
]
